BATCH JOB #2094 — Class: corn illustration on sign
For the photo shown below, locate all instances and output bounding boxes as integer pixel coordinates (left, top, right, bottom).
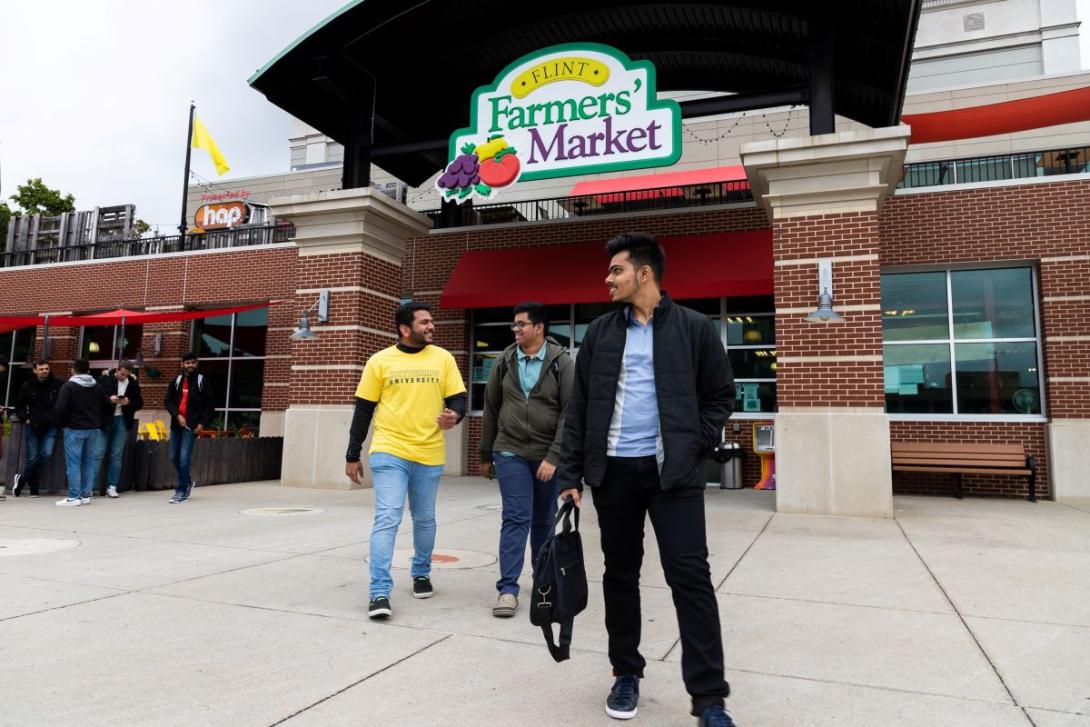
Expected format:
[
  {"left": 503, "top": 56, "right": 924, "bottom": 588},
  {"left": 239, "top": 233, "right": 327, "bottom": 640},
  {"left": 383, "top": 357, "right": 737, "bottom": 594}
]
[{"left": 436, "top": 43, "right": 681, "bottom": 204}]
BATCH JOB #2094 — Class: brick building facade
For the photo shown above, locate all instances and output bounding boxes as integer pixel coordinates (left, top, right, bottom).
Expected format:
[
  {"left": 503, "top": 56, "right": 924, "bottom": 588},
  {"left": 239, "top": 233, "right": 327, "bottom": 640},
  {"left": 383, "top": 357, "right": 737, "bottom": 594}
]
[{"left": 1, "top": 171, "right": 1086, "bottom": 501}]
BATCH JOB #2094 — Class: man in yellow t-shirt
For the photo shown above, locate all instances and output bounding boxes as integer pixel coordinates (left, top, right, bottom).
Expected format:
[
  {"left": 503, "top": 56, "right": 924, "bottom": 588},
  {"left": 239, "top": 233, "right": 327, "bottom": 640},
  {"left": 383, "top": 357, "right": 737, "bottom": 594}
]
[{"left": 345, "top": 301, "right": 467, "bottom": 620}]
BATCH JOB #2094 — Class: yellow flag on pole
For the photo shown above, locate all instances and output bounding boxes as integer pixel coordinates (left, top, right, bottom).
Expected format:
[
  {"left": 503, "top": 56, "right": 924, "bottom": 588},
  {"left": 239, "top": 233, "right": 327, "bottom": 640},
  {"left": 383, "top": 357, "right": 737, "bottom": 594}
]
[{"left": 191, "top": 115, "right": 230, "bottom": 176}]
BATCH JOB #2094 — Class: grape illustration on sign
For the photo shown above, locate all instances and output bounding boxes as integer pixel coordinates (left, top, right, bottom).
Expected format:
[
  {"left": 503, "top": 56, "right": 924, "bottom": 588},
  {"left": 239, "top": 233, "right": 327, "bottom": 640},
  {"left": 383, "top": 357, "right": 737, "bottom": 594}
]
[{"left": 436, "top": 43, "right": 681, "bottom": 204}]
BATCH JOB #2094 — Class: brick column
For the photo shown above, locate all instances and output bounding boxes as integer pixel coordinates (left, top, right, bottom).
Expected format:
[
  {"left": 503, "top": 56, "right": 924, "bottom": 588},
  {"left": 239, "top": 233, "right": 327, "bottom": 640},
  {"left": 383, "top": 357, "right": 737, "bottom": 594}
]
[
  {"left": 1041, "top": 253, "right": 1090, "bottom": 499},
  {"left": 269, "top": 188, "right": 432, "bottom": 489},
  {"left": 742, "top": 126, "right": 910, "bottom": 517}
]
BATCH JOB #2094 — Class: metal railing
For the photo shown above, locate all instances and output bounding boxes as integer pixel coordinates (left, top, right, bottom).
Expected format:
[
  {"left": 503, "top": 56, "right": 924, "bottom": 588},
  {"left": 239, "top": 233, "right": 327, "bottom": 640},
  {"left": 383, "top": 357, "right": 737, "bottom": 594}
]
[
  {"left": 423, "top": 180, "right": 753, "bottom": 229},
  {"left": 900, "top": 146, "right": 1090, "bottom": 189},
  {"left": 1, "top": 223, "right": 295, "bottom": 268}
]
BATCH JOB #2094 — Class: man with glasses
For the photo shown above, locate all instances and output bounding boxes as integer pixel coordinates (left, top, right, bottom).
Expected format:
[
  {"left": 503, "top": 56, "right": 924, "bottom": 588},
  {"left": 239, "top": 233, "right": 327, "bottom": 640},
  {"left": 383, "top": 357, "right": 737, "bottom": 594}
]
[
  {"left": 11, "top": 360, "right": 62, "bottom": 498},
  {"left": 479, "top": 302, "right": 573, "bottom": 618}
]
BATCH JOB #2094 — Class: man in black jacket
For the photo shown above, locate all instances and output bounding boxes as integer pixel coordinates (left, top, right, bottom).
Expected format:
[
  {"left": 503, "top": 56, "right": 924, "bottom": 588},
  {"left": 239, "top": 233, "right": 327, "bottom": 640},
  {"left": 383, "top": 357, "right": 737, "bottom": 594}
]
[
  {"left": 12, "top": 360, "right": 63, "bottom": 497},
  {"left": 53, "top": 359, "right": 113, "bottom": 507},
  {"left": 164, "top": 352, "right": 215, "bottom": 504},
  {"left": 99, "top": 360, "right": 143, "bottom": 498},
  {"left": 557, "top": 233, "right": 737, "bottom": 727}
]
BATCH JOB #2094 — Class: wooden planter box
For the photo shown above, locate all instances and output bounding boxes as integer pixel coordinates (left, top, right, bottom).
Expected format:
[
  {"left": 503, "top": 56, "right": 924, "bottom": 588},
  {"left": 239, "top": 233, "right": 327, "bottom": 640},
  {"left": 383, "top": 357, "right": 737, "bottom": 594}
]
[{"left": 1, "top": 423, "right": 282, "bottom": 493}]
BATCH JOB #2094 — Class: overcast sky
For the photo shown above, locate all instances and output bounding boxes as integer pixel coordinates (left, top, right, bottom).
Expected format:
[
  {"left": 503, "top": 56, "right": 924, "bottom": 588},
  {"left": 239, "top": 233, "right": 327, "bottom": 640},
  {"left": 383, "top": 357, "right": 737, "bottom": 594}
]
[
  {"left": 2, "top": 0, "right": 1090, "bottom": 234},
  {"left": 0, "top": 1, "right": 345, "bottom": 232}
]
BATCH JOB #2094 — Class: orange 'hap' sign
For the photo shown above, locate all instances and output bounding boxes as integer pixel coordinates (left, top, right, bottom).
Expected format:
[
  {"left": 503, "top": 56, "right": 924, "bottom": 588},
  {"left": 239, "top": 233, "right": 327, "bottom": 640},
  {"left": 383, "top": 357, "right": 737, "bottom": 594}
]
[{"left": 195, "top": 201, "right": 251, "bottom": 230}]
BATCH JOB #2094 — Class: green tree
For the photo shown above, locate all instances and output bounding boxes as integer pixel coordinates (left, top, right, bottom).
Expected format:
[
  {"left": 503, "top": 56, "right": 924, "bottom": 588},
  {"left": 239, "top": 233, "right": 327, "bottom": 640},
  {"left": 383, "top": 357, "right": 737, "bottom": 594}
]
[
  {"left": 10, "top": 177, "right": 75, "bottom": 217},
  {"left": 0, "top": 202, "right": 11, "bottom": 250},
  {"left": 132, "top": 218, "right": 151, "bottom": 238},
  {"left": 1, "top": 178, "right": 76, "bottom": 253}
]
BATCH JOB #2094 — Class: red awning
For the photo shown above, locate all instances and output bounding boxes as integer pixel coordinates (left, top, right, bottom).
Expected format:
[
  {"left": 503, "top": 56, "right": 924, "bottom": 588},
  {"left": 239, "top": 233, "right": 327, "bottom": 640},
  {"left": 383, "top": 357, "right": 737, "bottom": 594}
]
[
  {"left": 570, "top": 165, "right": 748, "bottom": 201},
  {"left": 0, "top": 302, "right": 276, "bottom": 330},
  {"left": 904, "top": 86, "right": 1090, "bottom": 144},
  {"left": 440, "top": 230, "right": 772, "bottom": 309}
]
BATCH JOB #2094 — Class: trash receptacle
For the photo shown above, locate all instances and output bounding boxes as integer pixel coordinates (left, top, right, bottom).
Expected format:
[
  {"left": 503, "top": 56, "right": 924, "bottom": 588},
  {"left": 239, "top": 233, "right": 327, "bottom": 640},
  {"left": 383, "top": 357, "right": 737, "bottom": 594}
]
[{"left": 713, "top": 442, "right": 743, "bottom": 489}]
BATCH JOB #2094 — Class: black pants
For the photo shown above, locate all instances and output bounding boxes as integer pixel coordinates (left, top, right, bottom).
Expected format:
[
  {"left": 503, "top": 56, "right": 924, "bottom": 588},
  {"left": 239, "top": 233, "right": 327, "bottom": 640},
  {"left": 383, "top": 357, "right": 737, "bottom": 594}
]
[{"left": 591, "top": 455, "right": 728, "bottom": 715}]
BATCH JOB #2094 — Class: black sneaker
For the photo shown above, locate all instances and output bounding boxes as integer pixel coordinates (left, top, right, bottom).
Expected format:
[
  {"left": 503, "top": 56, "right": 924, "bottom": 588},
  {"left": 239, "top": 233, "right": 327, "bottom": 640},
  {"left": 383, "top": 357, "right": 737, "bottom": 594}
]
[
  {"left": 605, "top": 674, "right": 639, "bottom": 720},
  {"left": 368, "top": 596, "right": 392, "bottom": 619},
  {"left": 11, "top": 474, "right": 22, "bottom": 497},
  {"left": 698, "top": 705, "right": 736, "bottom": 727},
  {"left": 412, "top": 576, "right": 433, "bottom": 599}
]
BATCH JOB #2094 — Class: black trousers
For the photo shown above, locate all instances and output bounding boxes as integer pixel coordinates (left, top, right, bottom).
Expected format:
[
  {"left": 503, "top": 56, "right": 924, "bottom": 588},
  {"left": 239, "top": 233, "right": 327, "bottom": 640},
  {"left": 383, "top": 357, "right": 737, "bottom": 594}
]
[{"left": 591, "top": 455, "right": 729, "bottom": 715}]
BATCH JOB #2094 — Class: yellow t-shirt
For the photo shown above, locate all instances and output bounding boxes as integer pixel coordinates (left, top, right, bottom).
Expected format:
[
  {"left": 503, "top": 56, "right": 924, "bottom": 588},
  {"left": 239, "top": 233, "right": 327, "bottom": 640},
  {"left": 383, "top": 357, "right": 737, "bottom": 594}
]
[{"left": 355, "top": 345, "right": 467, "bottom": 466}]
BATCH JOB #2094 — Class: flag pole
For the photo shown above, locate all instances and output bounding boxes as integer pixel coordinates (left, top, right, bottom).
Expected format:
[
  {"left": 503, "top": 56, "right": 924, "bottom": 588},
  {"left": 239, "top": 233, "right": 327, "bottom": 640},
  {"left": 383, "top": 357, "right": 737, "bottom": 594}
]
[{"left": 178, "top": 102, "right": 196, "bottom": 238}]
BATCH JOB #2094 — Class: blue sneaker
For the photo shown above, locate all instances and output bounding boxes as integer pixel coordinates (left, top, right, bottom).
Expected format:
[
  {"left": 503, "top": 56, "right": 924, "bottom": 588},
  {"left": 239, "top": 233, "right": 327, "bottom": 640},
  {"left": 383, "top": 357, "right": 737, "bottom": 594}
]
[
  {"left": 698, "top": 705, "right": 736, "bottom": 726},
  {"left": 605, "top": 674, "right": 639, "bottom": 720}
]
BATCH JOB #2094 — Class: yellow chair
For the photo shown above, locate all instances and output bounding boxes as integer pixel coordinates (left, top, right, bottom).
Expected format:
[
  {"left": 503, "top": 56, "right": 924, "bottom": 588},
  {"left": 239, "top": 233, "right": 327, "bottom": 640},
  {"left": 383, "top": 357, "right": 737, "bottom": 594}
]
[{"left": 141, "top": 420, "right": 168, "bottom": 441}]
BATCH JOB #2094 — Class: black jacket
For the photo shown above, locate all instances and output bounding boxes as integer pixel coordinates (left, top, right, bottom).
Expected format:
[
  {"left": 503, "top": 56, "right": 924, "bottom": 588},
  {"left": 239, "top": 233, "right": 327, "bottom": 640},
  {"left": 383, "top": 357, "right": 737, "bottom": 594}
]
[
  {"left": 54, "top": 375, "right": 113, "bottom": 431},
  {"left": 556, "top": 293, "right": 735, "bottom": 492},
  {"left": 99, "top": 373, "right": 144, "bottom": 430},
  {"left": 15, "top": 375, "right": 63, "bottom": 432},
  {"left": 164, "top": 371, "right": 216, "bottom": 430}
]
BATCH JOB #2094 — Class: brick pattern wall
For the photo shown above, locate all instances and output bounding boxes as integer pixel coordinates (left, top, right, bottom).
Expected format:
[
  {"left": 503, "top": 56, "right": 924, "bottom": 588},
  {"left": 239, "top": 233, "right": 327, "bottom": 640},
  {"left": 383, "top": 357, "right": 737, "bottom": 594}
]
[
  {"left": 880, "top": 181, "right": 1090, "bottom": 497},
  {"left": 0, "top": 246, "right": 297, "bottom": 422},
  {"left": 289, "top": 253, "right": 402, "bottom": 405},
  {"left": 773, "top": 212, "right": 885, "bottom": 408}
]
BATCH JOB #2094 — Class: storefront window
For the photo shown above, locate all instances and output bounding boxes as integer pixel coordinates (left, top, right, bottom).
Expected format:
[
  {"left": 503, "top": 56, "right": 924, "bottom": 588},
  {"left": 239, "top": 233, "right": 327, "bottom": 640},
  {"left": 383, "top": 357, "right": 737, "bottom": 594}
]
[
  {"left": 469, "top": 295, "right": 777, "bottom": 414},
  {"left": 882, "top": 267, "right": 1043, "bottom": 417},
  {"left": 0, "top": 329, "right": 37, "bottom": 408},
  {"left": 191, "top": 309, "right": 267, "bottom": 432},
  {"left": 79, "top": 324, "right": 143, "bottom": 368}
]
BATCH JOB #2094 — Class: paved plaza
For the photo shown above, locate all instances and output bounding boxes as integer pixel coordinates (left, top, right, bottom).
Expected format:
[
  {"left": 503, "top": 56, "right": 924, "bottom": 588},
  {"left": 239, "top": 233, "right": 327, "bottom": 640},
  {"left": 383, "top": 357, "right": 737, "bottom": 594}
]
[{"left": 0, "top": 479, "right": 1088, "bottom": 726}]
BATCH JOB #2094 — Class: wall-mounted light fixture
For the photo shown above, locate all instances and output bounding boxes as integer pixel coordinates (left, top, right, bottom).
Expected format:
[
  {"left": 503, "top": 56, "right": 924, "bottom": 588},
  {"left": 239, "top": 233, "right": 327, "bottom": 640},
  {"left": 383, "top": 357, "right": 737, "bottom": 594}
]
[
  {"left": 804, "top": 259, "right": 845, "bottom": 324},
  {"left": 152, "top": 333, "right": 163, "bottom": 356},
  {"left": 290, "top": 289, "right": 330, "bottom": 341}
]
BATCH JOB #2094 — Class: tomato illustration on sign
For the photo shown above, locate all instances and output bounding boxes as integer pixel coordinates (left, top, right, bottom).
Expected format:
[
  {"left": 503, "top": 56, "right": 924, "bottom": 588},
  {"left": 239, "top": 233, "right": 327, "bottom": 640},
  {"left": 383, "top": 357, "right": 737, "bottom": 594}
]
[
  {"left": 435, "top": 135, "right": 520, "bottom": 203},
  {"left": 478, "top": 147, "right": 520, "bottom": 187}
]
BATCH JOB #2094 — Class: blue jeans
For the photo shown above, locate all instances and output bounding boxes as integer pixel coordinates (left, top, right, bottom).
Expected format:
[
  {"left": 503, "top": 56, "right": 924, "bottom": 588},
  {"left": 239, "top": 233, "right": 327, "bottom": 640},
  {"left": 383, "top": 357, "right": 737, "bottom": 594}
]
[
  {"left": 62, "top": 428, "right": 105, "bottom": 500},
  {"left": 169, "top": 427, "right": 197, "bottom": 498},
  {"left": 493, "top": 454, "right": 558, "bottom": 596},
  {"left": 23, "top": 426, "right": 58, "bottom": 494},
  {"left": 103, "top": 416, "right": 129, "bottom": 490},
  {"left": 368, "top": 452, "right": 444, "bottom": 599}
]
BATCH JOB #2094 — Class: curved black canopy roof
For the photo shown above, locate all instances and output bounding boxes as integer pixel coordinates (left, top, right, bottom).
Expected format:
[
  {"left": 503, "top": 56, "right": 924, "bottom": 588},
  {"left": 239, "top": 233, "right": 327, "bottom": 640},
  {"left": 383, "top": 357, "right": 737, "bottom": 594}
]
[{"left": 250, "top": 0, "right": 921, "bottom": 188}]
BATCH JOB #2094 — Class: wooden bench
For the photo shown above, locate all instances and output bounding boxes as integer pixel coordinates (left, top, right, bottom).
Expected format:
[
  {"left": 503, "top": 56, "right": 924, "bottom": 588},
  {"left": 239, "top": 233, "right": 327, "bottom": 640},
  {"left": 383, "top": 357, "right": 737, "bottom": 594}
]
[{"left": 891, "top": 442, "right": 1038, "bottom": 502}]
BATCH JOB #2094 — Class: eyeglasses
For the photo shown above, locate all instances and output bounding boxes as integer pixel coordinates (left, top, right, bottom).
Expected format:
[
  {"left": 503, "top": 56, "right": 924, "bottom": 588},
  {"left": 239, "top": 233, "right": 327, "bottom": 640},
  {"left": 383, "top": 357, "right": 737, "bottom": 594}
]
[{"left": 510, "top": 322, "right": 536, "bottom": 330}]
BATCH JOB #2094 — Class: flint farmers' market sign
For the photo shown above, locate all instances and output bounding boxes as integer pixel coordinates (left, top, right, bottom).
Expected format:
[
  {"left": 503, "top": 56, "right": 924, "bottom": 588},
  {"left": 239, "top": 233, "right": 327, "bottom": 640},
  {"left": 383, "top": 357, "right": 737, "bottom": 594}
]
[{"left": 436, "top": 43, "right": 681, "bottom": 203}]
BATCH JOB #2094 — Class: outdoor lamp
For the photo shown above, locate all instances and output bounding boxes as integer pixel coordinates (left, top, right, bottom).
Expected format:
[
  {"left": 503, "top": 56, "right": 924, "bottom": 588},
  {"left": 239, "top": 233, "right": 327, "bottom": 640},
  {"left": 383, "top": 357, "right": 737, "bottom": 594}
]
[
  {"left": 133, "top": 351, "right": 145, "bottom": 368},
  {"left": 804, "top": 259, "right": 845, "bottom": 324},
  {"left": 290, "top": 289, "right": 330, "bottom": 341}
]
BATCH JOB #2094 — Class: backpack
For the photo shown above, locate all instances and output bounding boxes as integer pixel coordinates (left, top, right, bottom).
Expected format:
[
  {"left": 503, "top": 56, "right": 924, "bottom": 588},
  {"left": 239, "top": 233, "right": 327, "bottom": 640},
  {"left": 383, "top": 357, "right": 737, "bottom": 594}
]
[
  {"left": 496, "top": 352, "right": 562, "bottom": 388},
  {"left": 529, "top": 497, "right": 589, "bottom": 663},
  {"left": 174, "top": 373, "right": 205, "bottom": 392}
]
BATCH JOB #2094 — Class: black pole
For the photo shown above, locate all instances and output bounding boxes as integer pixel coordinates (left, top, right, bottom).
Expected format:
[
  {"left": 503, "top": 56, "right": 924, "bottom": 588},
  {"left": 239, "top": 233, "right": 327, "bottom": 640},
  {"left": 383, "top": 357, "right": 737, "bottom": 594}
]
[
  {"left": 179, "top": 102, "right": 196, "bottom": 238},
  {"left": 117, "top": 316, "right": 126, "bottom": 370},
  {"left": 808, "top": 13, "right": 836, "bottom": 135}
]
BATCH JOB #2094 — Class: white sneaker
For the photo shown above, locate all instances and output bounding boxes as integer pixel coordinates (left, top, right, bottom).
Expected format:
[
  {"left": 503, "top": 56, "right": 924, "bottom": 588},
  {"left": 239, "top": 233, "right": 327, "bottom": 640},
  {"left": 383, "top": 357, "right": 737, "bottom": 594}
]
[
  {"left": 106, "top": 486, "right": 119, "bottom": 498},
  {"left": 79, "top": 497, "right": 91, "bottom": 505},
  {"left": 55, "top": 498, "right": 81, "bottom": 507}
]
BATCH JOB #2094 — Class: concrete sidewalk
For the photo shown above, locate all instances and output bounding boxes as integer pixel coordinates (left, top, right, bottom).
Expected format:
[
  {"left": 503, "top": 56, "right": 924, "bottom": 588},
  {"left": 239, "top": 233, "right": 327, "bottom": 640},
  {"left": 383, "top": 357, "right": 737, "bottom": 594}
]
[{"left": 0, "top": 479, "right": 1088, "bottom": 727}]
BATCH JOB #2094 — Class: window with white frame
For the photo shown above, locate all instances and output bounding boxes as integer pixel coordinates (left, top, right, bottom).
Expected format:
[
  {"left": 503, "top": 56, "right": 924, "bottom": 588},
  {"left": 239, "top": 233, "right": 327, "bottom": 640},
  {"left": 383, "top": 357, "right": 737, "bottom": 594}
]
[
  {"left": 469, "top": 296, "right": 777, "bottom": 414},
  {"left": 190, "top": 308, "right": 267, "bottom": 433},
  {"left": 881, "top": 267, "right": 1044, "bottom": 417}
]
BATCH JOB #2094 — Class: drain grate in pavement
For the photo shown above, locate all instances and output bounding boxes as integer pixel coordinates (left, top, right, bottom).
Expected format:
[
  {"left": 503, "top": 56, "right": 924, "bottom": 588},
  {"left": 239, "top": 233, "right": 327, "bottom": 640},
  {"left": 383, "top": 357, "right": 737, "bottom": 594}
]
[
  {"left": 240, "top": 507, "right": 325, "bottom": 516},
  {"left": 0, "top": 539, "right": 81, "bottom": 557}
]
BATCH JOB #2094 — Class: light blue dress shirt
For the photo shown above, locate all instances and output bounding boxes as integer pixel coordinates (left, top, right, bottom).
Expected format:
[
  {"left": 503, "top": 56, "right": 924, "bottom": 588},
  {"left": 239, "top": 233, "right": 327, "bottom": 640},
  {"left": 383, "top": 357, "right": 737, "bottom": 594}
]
[{"left": 607, "top": 308, "right": 660, "bottom": 457}]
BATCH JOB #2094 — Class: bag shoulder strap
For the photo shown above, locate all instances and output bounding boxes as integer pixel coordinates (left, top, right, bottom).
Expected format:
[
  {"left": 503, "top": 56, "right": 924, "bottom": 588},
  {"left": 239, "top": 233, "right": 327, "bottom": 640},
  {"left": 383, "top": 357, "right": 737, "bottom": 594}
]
[{"left": 540, "top": 620, "right": 574, "bottom": 663}]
